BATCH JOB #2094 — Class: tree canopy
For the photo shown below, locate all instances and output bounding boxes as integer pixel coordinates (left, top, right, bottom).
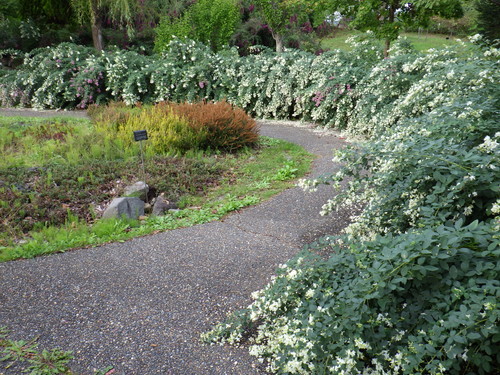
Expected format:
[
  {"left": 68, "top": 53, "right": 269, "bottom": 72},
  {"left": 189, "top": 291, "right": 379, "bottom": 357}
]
[
  {"left": 327, "top": 0, "right": 464, "bottom": 55},
  {"left": 253, "top": 0, "right": 306, "bottom": 52},
  {"left": 71, "top": 0, "right": 137, "bottom": 51}
]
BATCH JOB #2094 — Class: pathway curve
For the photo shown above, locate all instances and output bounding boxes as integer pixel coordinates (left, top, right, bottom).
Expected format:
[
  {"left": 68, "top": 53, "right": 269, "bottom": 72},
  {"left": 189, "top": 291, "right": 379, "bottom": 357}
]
[{"left": 0, "top": 111, "right": 351, "bottom": 374}]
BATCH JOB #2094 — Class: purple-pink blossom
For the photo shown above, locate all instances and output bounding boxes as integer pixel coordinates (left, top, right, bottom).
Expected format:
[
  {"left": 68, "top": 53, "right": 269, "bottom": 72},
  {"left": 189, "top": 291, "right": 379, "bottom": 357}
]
[{"left": 312, "top": 91, "right": 326, "bottom": 107}]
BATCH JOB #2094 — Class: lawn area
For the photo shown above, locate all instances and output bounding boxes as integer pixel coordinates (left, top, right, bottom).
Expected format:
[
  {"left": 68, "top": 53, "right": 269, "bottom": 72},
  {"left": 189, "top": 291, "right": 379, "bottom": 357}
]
[
  {"left": 0, "top": 113, "right": 314, "bottom": 262},
  {"left": 320, "top": 29, "right": 464, "bottom": 52}
]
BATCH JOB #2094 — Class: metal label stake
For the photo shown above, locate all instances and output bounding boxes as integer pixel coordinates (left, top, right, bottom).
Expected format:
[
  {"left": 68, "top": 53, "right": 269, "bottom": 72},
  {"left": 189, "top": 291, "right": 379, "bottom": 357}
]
[{"left": 133, "top": 130, "right": 148, "bottom": 183}]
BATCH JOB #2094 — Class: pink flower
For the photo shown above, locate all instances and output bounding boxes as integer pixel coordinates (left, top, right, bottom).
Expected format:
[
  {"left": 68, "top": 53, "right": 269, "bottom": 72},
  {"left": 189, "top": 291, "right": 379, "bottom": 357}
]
[
  {"left": 199, "top": 81, "right": 205, "bottom": 88},
  {"left": 312, "top": 91, "right": 325, "bottom": 107}
]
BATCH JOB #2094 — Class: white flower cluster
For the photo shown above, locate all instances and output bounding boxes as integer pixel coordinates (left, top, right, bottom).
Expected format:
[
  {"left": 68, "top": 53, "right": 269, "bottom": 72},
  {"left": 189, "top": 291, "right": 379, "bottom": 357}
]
[
  {"left": 478, "top": 133, "right": 500, "bottom": 154},
  {"left": 297, "top": 178, "right": 319, "bottom": 193}
]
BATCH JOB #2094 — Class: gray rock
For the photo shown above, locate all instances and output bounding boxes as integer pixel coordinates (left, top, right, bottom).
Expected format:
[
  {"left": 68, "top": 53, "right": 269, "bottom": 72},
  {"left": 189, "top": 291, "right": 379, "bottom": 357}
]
[
  {"left": 152, "top": 196, "right": 178, "bottom": 216},
  {"left": 102, "top": 197, "right": 145, "bottom": 220},
  {"left": 123, "top": 181, "right": 149, "bottom": 201}
]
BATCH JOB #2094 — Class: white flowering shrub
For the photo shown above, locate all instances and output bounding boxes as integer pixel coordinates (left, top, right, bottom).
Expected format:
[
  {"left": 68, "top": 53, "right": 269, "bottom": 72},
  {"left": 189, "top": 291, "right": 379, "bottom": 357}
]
[
  {"left": 0, "top": 43, "right": 108, "bottom": 109},
  {"left": 201, "top": 38, "right": 499, "bottom": 374},
  {"left": 1, "top": 36, "right": 497, "bottom": 141},
  {"left": 203, "top": 221, "right": 499, "bottom": 375},
  {"left": 0, "top": 37, "right": 377, "bottom": 120},
  {"left": 315, "top": 90, "right": 500, "bottom": 239}
]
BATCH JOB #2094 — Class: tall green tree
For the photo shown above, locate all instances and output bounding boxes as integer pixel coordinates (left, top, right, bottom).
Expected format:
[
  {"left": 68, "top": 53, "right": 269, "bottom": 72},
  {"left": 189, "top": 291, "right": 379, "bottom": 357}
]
[
  {"left": 155, "top": 0, "right": 240, "bottom": 52},
  {"left": 254, "top": 0, "right": 332, "bottom": 52},
  {"left": 71, "top": 0, "right": 137, "bottom": 51},
  {"left": 253, "top": 0, "right": 302, "bottom": 52},
  {"left": 475, "top": 0, "right": 500, "bottom": 43},
  {"left": 327, "top": 0, "right": 464, "bottom": 56}
]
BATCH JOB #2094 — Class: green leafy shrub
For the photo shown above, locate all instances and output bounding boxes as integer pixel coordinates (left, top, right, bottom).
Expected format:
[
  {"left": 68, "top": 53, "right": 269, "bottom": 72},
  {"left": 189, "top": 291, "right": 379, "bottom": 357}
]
[
  {"left": 154, "top": 0, "right": 240, "bottom": 52},
  {"left": 203, "top": 221, "right": 499, "bottom": 374},
  {"left": 201, "top": 34, "right": 500, "bottom": 375},
  {"left": 154, "top": 17, "right": 192, "bottom": 53}
]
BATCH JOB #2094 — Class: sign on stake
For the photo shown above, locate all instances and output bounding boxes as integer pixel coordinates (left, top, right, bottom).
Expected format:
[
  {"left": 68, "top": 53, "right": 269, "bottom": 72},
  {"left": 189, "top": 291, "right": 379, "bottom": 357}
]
[{"left": 133, "top": 130, "right": 148, "bottom": 182}]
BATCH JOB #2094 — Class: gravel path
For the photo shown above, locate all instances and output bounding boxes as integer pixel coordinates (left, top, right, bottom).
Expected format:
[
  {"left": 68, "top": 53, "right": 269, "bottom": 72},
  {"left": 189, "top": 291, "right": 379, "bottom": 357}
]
[
  {"left": 0, "top": 110, "right": 351, "bottom": 374},
  {"left": 0, "top": 107, "right": 89, "bottom": 118}
]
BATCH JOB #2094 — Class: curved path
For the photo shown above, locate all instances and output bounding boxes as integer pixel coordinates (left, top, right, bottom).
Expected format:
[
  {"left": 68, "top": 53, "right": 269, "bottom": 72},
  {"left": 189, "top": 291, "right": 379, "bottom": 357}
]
[{"left": 0, "top": 113, "right": 352, "bottom": 374}]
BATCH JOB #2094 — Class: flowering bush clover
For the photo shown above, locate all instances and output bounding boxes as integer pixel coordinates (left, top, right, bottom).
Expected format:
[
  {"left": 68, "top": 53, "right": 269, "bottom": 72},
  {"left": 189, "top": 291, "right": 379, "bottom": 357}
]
[
  {"left": 313, "top": 90, "right": 499, "bottom": 239},
  {"left": 200, "top": 36, "right": 499, "bottom": 374},
  {"left": 2, "top": 36, "right": 496, "bottom": 138},
  {"left": 203, "top": 221, "right": 499, "bottom": 374},
  {"left": 0, "top": 35, "right": 387, "bottom": 121}
]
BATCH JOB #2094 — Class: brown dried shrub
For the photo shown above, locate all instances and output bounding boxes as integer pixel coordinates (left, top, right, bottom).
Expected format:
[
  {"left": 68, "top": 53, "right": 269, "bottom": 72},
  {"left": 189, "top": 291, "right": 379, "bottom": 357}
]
[
  {"left": 157, "top": 100, "right": 259, "bottom": 152},
  {"left": 89, "top": 100, "right": 259, "bottom": 153}
]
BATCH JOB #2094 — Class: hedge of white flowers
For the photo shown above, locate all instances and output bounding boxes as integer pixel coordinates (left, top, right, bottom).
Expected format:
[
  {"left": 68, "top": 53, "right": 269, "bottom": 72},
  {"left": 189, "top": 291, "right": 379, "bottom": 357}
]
[
  {"left": 0, "top": 34, "right": 410, "bottom": 135},
  {"left": 2, "top": 34, "right": 498, "bottom": 139},
  {"left": 200, "top": 36, "right": 499, "bottom": 374}
]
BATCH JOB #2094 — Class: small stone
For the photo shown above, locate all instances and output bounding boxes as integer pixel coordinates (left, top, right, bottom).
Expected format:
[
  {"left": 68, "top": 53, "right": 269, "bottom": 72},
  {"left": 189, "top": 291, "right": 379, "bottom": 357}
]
[
  {"left": 102, "top": 197, "right": 145, "bottom": 220},
  {"left": 152, "top": 196, "right": 178, "bottom": 216},
  {"left": 123, "top": 181, "right": 149, "bottom": 201},
  {"left": 138, "top": 215, "right": 148, "bottom": 221}
]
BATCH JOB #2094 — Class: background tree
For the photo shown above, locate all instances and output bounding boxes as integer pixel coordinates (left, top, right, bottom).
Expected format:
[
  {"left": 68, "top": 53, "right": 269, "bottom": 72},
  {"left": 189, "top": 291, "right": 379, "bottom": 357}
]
[
  {"left": 71, "top": 0, "right": 137, "bottom": 51},
  {"left": 326, "top": 0, "right": 464, "bottom": 56},
  {"left": 253, "top": 0, "right": 303, "bottom": 52},
  {"left": 254, "top": 0, "right": 332, "bottom": 52},
  {"left": 0, "top": 0, "right": 20, "bottom": 20},
  {"left": 475, "top": 0, "right": 500, "bottom": 43},
  {"left": 155, "top": 0, "right": 240, "bottom": 52},
  {"left": 20, "top": 0, "right": 74, "bottom": 26}
]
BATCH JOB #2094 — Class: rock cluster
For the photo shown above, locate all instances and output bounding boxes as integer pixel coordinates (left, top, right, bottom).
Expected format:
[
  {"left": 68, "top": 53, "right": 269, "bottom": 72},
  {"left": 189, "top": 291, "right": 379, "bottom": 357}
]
[{"left": 102, "top": 181, "right": 177, "bottom": 220}]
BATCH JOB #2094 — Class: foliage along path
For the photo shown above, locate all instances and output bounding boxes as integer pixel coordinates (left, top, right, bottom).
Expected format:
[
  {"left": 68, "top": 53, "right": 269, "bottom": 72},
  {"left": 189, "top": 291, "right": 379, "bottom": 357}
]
[{"left": 0, "top": 111, "right": 353, "bottom": 374}]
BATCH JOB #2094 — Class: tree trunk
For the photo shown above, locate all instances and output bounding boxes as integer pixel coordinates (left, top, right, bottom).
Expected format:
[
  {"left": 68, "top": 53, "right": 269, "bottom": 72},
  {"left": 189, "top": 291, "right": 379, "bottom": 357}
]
[
  {"left": 384, "top": 38, "right": 390, "bottom": 57},
  {"left": 273, "top": 31, "right": 284, "bottom": 53},
  {"left": 92, "top": 20, "right": 104, "bottom": 52},
  {"left": 90, "top": 0, "right": 104, "bottom": 52},
  {"left": 384, "top": 3, "right": 396, "bottom": 57}
]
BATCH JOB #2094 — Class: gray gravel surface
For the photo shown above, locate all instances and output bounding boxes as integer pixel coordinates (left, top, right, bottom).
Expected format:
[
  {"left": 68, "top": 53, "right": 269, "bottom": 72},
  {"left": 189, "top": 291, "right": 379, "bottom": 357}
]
[
  {"left": 0, "top": 111, "right": 353, "bottom": 374},
  {"left": 0, "top": 108, "right": 89, "bottom": 118}
]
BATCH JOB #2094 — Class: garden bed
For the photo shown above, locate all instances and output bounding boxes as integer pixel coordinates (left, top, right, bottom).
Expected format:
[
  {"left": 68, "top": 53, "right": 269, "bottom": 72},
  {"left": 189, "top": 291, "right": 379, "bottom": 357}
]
[{"left": 0, "top": 111, "right": 313, "bottom": 262}]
